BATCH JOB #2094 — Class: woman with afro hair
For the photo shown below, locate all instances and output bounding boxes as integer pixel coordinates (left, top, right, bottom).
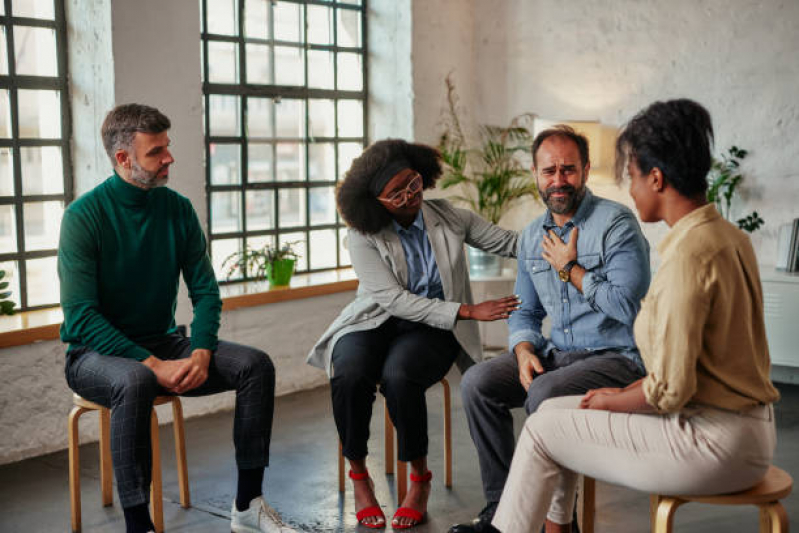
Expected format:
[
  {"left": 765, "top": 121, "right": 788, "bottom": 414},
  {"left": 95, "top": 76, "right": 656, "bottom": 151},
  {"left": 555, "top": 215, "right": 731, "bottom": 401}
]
[{"left": 308, "top": 139, "right": 520, "bottom": 529}]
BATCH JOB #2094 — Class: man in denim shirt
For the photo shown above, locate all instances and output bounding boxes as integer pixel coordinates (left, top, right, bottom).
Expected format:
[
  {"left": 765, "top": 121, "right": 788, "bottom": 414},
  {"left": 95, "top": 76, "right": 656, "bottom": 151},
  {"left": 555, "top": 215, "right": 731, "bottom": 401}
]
[{"left": 450, "top": 126, "right": 650, "bottom": 533}]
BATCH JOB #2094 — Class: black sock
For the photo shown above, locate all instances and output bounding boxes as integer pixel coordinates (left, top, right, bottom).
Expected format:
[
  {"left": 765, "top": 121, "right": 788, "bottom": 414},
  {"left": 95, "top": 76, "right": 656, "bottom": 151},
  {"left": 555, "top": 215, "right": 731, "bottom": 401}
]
[
  {"left": 123, "top": 503, "right": 154, "bottom": 533},
  {"left": 236, "top": 467, "right": 265, "bottom": 512}
]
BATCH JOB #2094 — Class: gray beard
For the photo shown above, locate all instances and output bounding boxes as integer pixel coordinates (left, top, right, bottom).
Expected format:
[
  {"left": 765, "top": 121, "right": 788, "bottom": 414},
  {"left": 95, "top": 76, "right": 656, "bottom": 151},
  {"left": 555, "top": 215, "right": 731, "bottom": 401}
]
[
  {"left": 543, "top": 185, "right": 586, "bottom": 215},
  {"left": 130, "top": 161, "right": 168, "bottom": 189}
]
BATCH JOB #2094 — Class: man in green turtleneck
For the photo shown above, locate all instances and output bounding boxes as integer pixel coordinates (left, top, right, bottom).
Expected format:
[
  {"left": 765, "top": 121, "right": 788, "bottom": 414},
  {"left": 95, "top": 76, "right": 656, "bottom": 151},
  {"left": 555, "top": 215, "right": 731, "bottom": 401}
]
[{"left": 58, "top": 104, "right": 294, "bottom": 533}]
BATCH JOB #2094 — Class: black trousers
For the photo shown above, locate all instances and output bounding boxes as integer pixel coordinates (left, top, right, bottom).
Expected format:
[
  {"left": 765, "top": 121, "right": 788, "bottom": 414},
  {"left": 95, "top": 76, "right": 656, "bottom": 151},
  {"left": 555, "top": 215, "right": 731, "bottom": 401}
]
[
  {"left": 331, "top": 317, "right": 459, "bottom": 462},
  {"left": 65, "top": 333, "right": 275, "bottom": 508}
]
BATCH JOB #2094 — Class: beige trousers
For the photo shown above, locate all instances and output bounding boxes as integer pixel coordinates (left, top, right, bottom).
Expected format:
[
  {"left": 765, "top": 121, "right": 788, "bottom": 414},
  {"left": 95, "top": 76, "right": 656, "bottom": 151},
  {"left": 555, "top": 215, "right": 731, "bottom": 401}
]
[{"left": 492, "top": 396, "right": 776, "bottom": 533}]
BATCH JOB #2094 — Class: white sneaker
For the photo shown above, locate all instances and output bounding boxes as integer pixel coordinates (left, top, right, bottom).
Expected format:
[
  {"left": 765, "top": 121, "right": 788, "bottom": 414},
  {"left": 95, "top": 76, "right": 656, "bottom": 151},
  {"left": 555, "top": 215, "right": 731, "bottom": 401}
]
[{"left": 230, "top": 496, "right": 298, "bottom": 533}]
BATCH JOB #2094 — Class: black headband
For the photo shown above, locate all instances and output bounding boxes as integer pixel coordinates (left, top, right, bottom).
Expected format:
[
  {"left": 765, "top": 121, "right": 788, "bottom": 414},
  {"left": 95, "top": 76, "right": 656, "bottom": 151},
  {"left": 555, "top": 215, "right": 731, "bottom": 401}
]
[{"left": 369, "top": 157, "right": 413, "bottom": 197}]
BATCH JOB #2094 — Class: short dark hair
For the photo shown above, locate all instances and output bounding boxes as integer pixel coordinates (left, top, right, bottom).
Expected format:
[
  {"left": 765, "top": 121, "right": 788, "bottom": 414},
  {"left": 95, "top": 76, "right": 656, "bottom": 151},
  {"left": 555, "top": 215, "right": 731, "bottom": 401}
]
[
  {"left": 615, "top": 98, "right": 714, "bottom": 199},
  {"left": 336, "top": 139, "right": 442, "bottom": 234},
  {"left": 101, "top": 104, "right": 171, "bottom": 165},
  {"left": 531, "top": 125, "right": 590, "bottom": 168}
]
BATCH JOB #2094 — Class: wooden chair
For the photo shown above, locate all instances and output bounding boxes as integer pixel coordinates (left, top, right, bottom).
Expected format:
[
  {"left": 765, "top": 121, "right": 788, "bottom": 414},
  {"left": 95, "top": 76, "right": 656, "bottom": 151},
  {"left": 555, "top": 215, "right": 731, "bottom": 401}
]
[
  {"left": 581, "top": 466, "right": 792, "bottom": 533},
  {"left": 338, "top": 378, "right": 452, "bottom": 503},
  {"left": 68, "top": 394, "right": 190, "bottom": 533}
]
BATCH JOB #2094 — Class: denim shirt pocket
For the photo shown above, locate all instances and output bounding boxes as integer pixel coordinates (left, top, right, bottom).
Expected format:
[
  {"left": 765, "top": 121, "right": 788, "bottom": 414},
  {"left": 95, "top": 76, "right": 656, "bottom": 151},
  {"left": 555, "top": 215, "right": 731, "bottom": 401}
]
[
  {"left": 526, "top": 258, "right": 553, "bottom": 307},
  {"left": 579, "top": 253, "right": 602, "bottom": 272}
]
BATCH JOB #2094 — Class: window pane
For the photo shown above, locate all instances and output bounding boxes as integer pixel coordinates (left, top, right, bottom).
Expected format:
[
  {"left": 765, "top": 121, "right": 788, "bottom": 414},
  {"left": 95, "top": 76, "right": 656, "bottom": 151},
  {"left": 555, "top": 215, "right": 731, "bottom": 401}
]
[
  {"left": 279, "top": 231, "right": 306, "bottom": 270},
  {"left": 26, "top": 256, "right": 58, "bottom": 307},
  {"left": 274, "top": 46, "right": 304, "bottom": 86},
  {"left": 308, "top": 143, "right": 334, "bottom": 181},
  {"left": 273, "top": 1, "right": 303, "bottom": 42},
  {"left": 278, "top": 188, "right": 305, "bottom": 227},
  {"left": 245, "top": 189, "right": 274, "bottom": 230},
  {"left": 248, "top": 143, "right": 274, "bottom": 182},
  {"left": 14, "top": 26, "right": 57, "bottom": 76},
  {"left": 309, "top": 186, "right": 335, "bottom": 225},
  {"left": 209, "top": 143, "right": 241, "bottom": 185},
  {"left": 275, "top": 143, "right": 304, "bottom": 182},
  {"left": 247, "top": 97, "right": 274, "bottom": 137},
  {"left": 211, "top": 191, "right": 242, "bottom": 234},
  {"left": 337, "top": 8, "right": 362, "bottom": 48},
  {"left": 244, "top": 0, "right": 270, "bottom": 38},
  {"left": 245, "top": 43, "right": 272, "bottom": 84},
  {"left": 0, "top": 90, "right": 10, "bottom": 138},
  {"left": 0, "top": 205, "right": 17, "bottom": 254},
  {"left": 212, "top": 238, "right": 243, "bottom": 280},
  {"left": 337, "top": 52, "right": 363, "bottom": 91},
  {"left": 275, "top": 98, "right": 305, "bottom": 138},
  {"left": 0, "top": 28, "right": 8, "bottom": 75},
  {"left": 308, "top": 99, "right": 334, "bottom": 139},
  {"left": 0, "top": 261, "right": 21, "bottom": 308},
  {"left": 0, "top": 148, "right": 13, "bottom": 196},
  {"left": 337, "top": 100, "right": 363, "bottom": 138},
  {"left": 12, "top": 0, "right": 54, "bottom": 19},
  {"left": 309, "top": 229, "right": 337, "bottom": 269},
  {"left": 338, "top": 141, "right": 363, "bottom": 178},
  {"left": 21, "top": 146, "right": 63, "bottom": 195},
  {"left": 18, "top": 89, "right": 61, "bottom": 138},
  {"left": 307, "top": 5, "right": 333, "bottom": 45},
  {"left": 246, "top": 234, "right": 274, "bottom": 253},
  {"left": 208, "top": 94, "right": 240, "bottom": 136},
  {"left": 339, "top": 230, "right": 350, "bottom": 266},
  {"left": 307, "top": 50, "right": 334, "bottom": 90},
  {"left": 207, "top": 41, "right": 238, "bottom": 83},
  {"left": 23, "top": 200, "right": 62, "bottom": 251},
  {"left": 206, "top": 0, "right": 238, "bottom": 36}
]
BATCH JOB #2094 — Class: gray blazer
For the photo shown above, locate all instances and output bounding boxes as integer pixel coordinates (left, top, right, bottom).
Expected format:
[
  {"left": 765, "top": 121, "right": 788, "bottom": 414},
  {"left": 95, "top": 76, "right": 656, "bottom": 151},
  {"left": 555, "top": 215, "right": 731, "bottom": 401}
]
[{"left": 307, "top": 199, "right": 518, "bottom": 376}]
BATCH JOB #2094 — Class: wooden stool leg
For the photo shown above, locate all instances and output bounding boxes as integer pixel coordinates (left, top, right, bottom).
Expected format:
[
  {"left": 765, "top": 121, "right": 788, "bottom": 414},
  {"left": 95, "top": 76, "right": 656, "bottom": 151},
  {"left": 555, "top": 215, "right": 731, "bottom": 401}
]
[
  {"left": 170, "top": 398, "right": 190, "bottom": 508},
  {"left": 650, "top": 494, "right": 661, "bottom": 532},
  {"left": 580, "top": 476, "right": 595, "bottom": 533},
  {"left": 69, "top": 406, "right": 88, "bottom": 533},
  {"left": 99, "top": 407, "right": 113, "bottom": 507},
  {"left": 760, "top": 505, "right": 772, "bottom": 533},
  {"left": 150, "top": 409, "right": 164, "bottom": 533},
  {"left": 384, "top": 402, "right": 394, "bottom": 475},
  {"left": 441, "top": 379, "right": 452, "bottom": 488},
  {"left": 653, "top": 497, "right": 683, "bottom": 533},
  {"left": 397, "top": 458, "right": 407, "bottom": 504},
  {"left": 338, "top": 441, "right": 345, "bottom": 493},
  {"left": 762, "top": 502, "right": 789, "bottom": 533}
]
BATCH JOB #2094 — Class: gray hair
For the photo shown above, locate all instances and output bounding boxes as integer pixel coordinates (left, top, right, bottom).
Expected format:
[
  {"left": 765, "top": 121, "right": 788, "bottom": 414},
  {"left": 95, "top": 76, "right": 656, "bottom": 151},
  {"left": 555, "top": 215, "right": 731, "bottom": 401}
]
[{"left": 101, "top": 104, "right": 171, "bottom": 165}]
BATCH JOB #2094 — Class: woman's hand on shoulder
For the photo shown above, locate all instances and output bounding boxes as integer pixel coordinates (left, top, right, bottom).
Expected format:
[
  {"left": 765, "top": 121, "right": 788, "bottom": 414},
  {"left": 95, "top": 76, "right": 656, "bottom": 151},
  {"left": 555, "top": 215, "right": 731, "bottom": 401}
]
[{"left": 458, "top": 294, "right": 521, "bottom": 321}]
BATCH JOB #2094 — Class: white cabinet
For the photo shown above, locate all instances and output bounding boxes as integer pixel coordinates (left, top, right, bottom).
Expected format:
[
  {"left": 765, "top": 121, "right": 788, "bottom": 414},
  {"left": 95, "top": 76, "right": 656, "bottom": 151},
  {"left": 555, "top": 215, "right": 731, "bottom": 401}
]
[{"left": 761, "top": 266, "right": 799, "bottom": 383}]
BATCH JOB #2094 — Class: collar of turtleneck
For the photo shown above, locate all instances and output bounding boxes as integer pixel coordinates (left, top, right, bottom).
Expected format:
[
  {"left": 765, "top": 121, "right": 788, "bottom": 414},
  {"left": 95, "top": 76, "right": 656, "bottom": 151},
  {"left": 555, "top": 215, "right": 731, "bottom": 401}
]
[{"left": 108, "top": 172, "right": 154, "bottom": 208}]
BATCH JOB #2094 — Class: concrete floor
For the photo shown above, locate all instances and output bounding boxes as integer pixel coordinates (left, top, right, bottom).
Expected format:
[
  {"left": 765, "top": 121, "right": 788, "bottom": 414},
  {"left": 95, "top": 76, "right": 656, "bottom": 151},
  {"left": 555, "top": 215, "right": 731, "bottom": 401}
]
[{"left": 1, "top": 372, "right": 798, "bottom": 533}]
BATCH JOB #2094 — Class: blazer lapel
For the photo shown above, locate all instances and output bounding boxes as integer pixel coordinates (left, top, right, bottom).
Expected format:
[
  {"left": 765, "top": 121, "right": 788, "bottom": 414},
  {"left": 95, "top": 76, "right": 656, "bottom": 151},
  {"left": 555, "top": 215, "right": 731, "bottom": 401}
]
[
  {"left": 422, "top": 203, "right": 454, "bottom": 299},
  {"left": 378, "top": 225, "right": 408, "bottom": 289}
]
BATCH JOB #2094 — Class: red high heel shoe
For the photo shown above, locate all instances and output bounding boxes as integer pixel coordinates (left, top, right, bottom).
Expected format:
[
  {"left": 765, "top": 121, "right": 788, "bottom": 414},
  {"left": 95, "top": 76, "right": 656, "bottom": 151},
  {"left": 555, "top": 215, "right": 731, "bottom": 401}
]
[
  {"left": 349, "top": 469, "right": 386, "bottom": 529},
  {"left": 391, "top": 470, "right": 432, "bottom": 529}
]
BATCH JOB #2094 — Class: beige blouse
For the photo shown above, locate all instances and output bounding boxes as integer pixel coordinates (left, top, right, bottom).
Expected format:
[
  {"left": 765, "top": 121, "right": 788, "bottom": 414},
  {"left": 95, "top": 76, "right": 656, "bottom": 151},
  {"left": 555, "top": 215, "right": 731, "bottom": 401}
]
[{"left": 634, "top": 204, "right": 780, "bottom": 413}]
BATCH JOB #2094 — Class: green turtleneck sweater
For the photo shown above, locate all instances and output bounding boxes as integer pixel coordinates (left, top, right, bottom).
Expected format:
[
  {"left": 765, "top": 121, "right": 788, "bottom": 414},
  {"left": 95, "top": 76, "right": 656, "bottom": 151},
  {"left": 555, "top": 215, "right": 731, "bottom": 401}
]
[{"left": 58, "top": 173, "right": 221, "bottom": 361}]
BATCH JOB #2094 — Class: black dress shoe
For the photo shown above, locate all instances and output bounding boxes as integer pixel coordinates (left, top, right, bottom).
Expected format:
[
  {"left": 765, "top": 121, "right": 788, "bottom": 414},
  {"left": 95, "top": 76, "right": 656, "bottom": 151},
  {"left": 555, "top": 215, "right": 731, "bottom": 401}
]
[{"left": 448, "top": 502, "right": 499, "bottom": 533}]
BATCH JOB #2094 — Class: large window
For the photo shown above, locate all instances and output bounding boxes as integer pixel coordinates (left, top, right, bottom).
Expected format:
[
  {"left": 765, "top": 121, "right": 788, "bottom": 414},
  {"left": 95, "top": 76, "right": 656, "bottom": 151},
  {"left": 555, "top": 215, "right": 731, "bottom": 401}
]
[
  {"left": 201, "top": 0, "right": 367, "bottom": 283},
  {"left": 0, "top": 0, "right": 71, "bottom": 311}
]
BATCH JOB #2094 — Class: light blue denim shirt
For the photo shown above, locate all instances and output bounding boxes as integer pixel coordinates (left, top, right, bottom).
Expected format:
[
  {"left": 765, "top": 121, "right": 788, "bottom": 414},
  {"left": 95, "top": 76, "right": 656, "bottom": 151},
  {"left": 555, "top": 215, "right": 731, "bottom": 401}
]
[
  {"left": 508, "top": 189, "right": 650, "bottom": 367},
  {"left": 392, "top": 210, "right": 445, "bottom": 300}
]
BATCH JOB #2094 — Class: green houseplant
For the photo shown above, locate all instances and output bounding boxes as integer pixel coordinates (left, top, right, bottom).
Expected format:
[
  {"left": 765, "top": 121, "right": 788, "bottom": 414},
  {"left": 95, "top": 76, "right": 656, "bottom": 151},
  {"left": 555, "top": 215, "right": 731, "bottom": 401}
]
[
  {"left": 0, "top": 269, "right": 16, "bottom": 315},
  {"left": 707, "top": 145, "right": 764, "bottom": 233},
  {"left": 222, "top": 242, "right": 300, "bottom": 288},
  {"left": 438, "top": 75, "right": 540, "bottom": 275}
]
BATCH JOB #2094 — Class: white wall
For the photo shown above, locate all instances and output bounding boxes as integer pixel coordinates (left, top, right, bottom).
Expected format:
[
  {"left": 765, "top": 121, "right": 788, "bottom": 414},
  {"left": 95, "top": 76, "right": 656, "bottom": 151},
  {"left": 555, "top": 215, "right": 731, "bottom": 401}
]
[{"left": 413, "top": 0, "right": 799, "bottom": 265}]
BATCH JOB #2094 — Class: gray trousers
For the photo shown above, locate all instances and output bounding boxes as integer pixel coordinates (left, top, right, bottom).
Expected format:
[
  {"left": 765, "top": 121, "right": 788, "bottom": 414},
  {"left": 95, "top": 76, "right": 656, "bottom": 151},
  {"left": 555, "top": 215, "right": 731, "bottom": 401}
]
[
  {"left": 65, "top": 333, "right": 275, "bottom": 508},
  {"left": 461, "top": 349, "right": 644, "bottom": 502}
]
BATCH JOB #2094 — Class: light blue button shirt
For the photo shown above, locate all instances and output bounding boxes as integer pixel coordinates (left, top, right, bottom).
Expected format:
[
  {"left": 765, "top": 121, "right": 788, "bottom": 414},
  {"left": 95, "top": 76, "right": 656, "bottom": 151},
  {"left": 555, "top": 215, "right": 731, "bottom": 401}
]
[
  {"left": 392, "top": 211, "right": 445, "bottom": 300},
  {"left": 508, "top": 189, "right": 651, "bottom": 367}
]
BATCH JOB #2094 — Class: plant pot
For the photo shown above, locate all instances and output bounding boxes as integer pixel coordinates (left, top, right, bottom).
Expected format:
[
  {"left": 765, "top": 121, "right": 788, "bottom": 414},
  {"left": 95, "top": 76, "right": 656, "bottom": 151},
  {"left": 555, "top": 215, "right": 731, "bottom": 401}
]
[
  {"left": 467, "top": 246, "right": 503, "bottom": 278},
  {"left": 266, "top": 258, "right": 295, "bottom": 287}
]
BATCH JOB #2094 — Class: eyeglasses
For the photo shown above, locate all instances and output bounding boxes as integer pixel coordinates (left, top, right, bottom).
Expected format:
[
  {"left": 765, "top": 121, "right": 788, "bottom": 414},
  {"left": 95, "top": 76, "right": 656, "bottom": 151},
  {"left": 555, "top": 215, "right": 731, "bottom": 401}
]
[{"left": 377, "top": 173, "right": 423, "bottom": 208}]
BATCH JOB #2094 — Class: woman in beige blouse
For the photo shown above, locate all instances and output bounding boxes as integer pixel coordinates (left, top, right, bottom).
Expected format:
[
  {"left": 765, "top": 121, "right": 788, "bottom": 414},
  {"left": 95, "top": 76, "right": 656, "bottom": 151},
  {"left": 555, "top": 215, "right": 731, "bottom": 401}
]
[{"left": 482, "top": 99, "right": 781, "bottom": 533}]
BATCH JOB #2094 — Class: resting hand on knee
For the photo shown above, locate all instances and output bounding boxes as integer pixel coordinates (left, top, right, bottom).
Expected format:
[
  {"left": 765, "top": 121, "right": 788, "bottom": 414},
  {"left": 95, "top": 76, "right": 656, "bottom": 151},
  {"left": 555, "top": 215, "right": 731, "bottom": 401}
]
[
  {"left": 514, "top": 342, "right": 544, "bottom": 391},
  {"left": 142, "top": 356, "right": 193, "bottom": 392}
]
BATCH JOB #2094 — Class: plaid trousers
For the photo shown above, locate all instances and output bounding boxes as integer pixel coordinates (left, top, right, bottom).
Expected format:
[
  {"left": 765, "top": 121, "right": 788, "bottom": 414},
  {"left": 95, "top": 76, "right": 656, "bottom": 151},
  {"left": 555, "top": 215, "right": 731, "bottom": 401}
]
[{"left": 65, "top": 333, "right": 275, "bottom": 508}]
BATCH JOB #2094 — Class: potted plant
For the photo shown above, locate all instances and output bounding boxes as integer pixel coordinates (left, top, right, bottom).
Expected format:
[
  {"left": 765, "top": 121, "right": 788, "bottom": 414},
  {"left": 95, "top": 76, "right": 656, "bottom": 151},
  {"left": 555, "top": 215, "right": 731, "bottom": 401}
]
[
  {"left": 0, "top": 269, "right": 15, "bottom": 315},
  {"left": 222, "top": 241, "right": 300, "bottom": 288},
  {"left": 707, "top": 145, "right": 764, "bottom": 233},
  {"left": 438, "top": 74, "right": 540, "bottom": 276}
]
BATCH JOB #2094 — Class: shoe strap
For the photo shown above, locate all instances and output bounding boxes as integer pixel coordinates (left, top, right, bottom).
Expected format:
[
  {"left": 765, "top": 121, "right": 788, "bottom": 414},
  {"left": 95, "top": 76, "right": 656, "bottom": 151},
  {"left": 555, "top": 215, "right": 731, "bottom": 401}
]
[
  {"left": 349, "top": 469, "right": 370, "bottom": 481},
  {"left": 409, "top": 470, "right": 432, "bottom": 483}
]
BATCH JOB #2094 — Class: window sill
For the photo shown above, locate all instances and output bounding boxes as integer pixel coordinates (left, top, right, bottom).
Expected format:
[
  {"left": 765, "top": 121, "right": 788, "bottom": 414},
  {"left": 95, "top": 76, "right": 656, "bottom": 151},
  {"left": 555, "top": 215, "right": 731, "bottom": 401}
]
[{"left": 0, "top": 268, "right": 357, "bottom": 349}]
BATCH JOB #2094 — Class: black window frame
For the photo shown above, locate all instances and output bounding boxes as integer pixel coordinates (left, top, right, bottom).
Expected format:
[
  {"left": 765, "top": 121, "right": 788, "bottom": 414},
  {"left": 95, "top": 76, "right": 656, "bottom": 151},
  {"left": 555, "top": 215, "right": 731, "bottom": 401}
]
[
  {"left": 200, "top": 0, "right": 368, "bottom": 284},
  {"left": 0, "top": 0, "right": 73, "bottom": 311}
]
